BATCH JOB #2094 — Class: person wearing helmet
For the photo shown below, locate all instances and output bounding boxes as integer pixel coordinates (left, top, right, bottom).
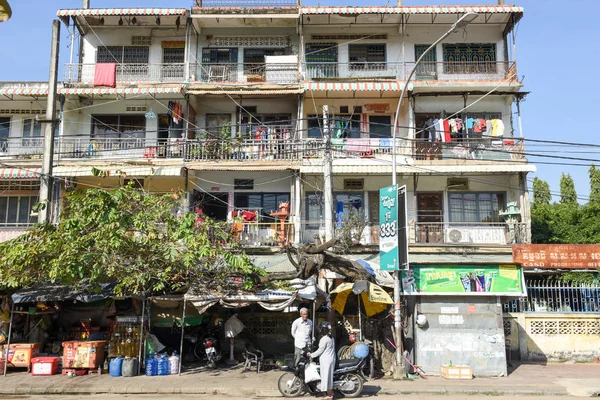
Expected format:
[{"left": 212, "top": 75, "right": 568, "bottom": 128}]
[{"left": 308, "top": 321, "right": 336, "bottom": 400}]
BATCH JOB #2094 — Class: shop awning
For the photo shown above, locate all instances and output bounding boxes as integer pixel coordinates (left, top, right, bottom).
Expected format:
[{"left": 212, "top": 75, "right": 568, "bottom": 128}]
[
  {"left": 0, "top": 87, "right": 48, "bottom": 97},
  {"left": 0, "top": 167, "right": 42, "bottom": 179},
  {"left": 304, "top": 81, "right": 412, "bottom": 92},
  {"left": 58, "top": 86, "right": 184, "bottom": 96},
  {"left": 300, "top": 6, "right": 523, "bottom": 15},
  {"left": 188, "top": 89, "right": 303, "bottom": 95},
  {"left": 184, "top": 286, "right": 297, "bottom": 314},
  {"left": 52, "top": 166, "right": 183, "bottom": 177},
  {"left": 57, "top": 8, "right": 187, "bottom": 17},
  {"left": 11, "top": 283, "right": 117, "bottom": 304},
  {"left": 187, "top": 162, "right": 298, "bottom": 172}
]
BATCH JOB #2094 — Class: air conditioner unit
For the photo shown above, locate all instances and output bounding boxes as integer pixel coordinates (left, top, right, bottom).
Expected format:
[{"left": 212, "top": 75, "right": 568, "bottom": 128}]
[{"left": 446, "top": 228, "right": 470, "bottom": 244}]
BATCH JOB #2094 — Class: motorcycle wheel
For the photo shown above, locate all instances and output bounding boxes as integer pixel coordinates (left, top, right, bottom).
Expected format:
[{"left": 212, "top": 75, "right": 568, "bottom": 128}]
[
  {"left": 208, "top": 359, "right": 217, "bottom": 369},
  {"left": 277, "top": 372, "right": 305, "bottom": 398},
  {"left": 336, "top": 372, "right": 363, "bottom": 398},
  {"left": 193, "top": 342, "right": 205, "bottom": 360}
]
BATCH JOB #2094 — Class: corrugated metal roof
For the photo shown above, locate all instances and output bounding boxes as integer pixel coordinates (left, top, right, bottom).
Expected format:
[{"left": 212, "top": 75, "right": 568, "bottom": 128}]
[
  {"left": 52, "top": 166, "right": 183, "bottom": 177},
  {"left": 300, "top": 6, "right": 523, "bottom": 15},
  {"left": 57, "top": 8, "right": 187, "bottom": 17},
  {"left": 187, "top": 89, "right": 302, "bottom": 95},
  {"left": 58, "top": 86, "right": 184, "bottom": 95},
  {"left": 300, "top": 162, "right": 536, "bottom": 174},
  {"left": 304, "top": 81, "right": 412, "bottom": 91},
  {"left": 0, "top": 167, "right": 42, "bottom": 179},
  {"left": 186, "top": 162, "right": 299, "bottom": 171}
]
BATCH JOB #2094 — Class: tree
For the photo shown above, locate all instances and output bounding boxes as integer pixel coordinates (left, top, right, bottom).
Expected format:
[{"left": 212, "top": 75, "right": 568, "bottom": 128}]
[
  {"left": 559, "top": 173, "right": 578, "bottom": 205},
  {"left": 0, "top": 185, "right": 261, "bottom": 295},
  {"left": 532, "top": 177, "right": 551, "bottom": 206},
  {"left": 589, "top": 164, "right": 600, "bottom": 204}
]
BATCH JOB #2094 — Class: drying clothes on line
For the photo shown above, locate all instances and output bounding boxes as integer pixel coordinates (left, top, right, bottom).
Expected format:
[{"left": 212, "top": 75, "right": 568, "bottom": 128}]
[
  {"left": 491, "top": 119, "right": 505, "bottom": 137},
  {"left": 93, "top": 63, "right": 116, "bottom": 87},
  {"left": 443, "top": 120, "right": 451, "bottom": 143}
]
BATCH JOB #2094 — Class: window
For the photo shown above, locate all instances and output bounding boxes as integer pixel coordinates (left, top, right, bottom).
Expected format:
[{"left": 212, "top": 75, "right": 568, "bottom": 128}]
[
  {"left": 243, "top": 48, "right": 284, "bottom": 64},
  {"left": 369, "top": 115, "right": 391, "bottom": 138},
  {"left": 201, "top": 48, "right": 237, "bottom": 64},
  {"left": 0, "top": 196, "right": 38, "bottom": 226},
  {"left": 349, "top": 44, "right": 386, "bottom": 70},
  {"left": 234, "top": 192, "right": 290, "bottom": 221},
  {"left": 97, "top": 46, "right": 150, "bottom": 64},
  {"left": 0, "top": 117, "right": 9, "bottom": 152},
  {"left": 91, "top": 115, "right": 145, "bottom": 140},
  {"left": 205, "top": 114, "right": 232, "bottom": 138},
  {"left": 307, "top": 114, "right": 361, "bottom": 138},
  {"left": 344, "top": 179, "right": 364, "bottom": 190},
  {"left": 305, "top": 192, "right": 364, "bottom": 227},
  {"left": 234, "top": 179, "right": 254, "bottom": 190},
  {"left": 22, "top": 118, "right": 42, "bottom": 147},
  {"left": 442, "top": 43, "right": 497, "bottom": 74},
  {"left": 448, "top": 192, "right": 505, "bottom": 223},
  {"left": 163, "top": 48, "right": 184, "bottom": 63}
]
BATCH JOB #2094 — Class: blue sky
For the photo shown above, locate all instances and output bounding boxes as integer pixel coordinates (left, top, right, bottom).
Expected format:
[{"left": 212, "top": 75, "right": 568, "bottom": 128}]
[{"left": 1, "top": 0, "right": 599, "bottom": 202}]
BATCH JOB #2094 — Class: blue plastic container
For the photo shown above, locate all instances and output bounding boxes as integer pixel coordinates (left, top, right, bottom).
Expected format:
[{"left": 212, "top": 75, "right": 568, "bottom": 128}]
[
  {"left": 350, "top": 343, "right": 369, "bottom": 359},
  {"left": 109, "top": 357, "right": 124, "bottom": 377},
  {"left": 145, "top": 354, "right": 158, "bottom": 376},
  {"left": 157, "top": 354, "right": 169, "bottom": 376}
]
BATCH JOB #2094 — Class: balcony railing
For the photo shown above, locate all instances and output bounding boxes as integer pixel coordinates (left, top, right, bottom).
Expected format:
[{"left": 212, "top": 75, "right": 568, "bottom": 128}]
[
  {"left": 301, "top": 220, "right": 530, "bottom": 246},
  {"left": 64, "top": 63, "right": 186, "bottom": 84},
  {"left": 184, "top": 137, "right": 300, "bottom": 161},
  {"left": 231, "top": 221, "right": 295, "bottom": 247},
  {"left": 191, "top": 63, "right": 299, "bottom": 85},
  {"left": 412, "top": 138, "right": 525, "bottom": 161},
  {"left": 304, "top": 62, "right": 404, "bottom": 80},
  {"left": 194, "top": 0, "right": 298, "bottom": 7},
  {"left": 0, "top": 137, "right": 43, "bottom": 158},
  {"left": 303, "top": 61, "right": 517, "bottom": 82}
]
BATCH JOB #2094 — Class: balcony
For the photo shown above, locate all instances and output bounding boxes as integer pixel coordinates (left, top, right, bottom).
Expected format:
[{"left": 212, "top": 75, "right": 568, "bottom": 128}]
[
  {"left": 231, "top": 221, "right": 295, "bottom": 247},
  {"left": 190, "top": 62, "right": 299, "bottom": 85},
  {"left": 184, "top": 137, "right": 301, "bottom": 161},
  {"left": 302, "top": 61, "right": 517, "bottom": 83},
  {"left": 412, "top": 138, "right": 525, "bottom": 162},
  {"left": 301, "top": 221, "right": 530, "bottom": 246},
  {"left": 63, "top": 63, "right": 186, "bottom": 85},
  {"left": 0, "top": 137, "right": 43, "bottom": 159}
]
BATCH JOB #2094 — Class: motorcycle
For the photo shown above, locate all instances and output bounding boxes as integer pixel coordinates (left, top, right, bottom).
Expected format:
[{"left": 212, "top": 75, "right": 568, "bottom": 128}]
[
  {"left": 203, "top": 334, "right": 223, "bottom": 369},
  {"left": 278, "top": 349, "right": 366, "bottom": 398}
]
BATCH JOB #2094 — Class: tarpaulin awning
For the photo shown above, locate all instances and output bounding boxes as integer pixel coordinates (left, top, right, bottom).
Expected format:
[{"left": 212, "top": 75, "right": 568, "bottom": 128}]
[
  {"left": 57, "top": 8, "right": 187, "bottom": 17},
  {"left": 304, "top": 81, "right": 412, "bottom": 92},
  {"left": 185, "top": 287, "right": 297, "bottom": 314},
  {"left": 300, "top": 6, "right": 523, "bottom": 15},
  {"left": 0, "top": 87, "right": 48, "bottom": 97},
  {"left": 11, "top": 283, "right": 117, "bottom": 304},
  {"left": 0, "top": 167, "right": 42, "bottom": 179}
]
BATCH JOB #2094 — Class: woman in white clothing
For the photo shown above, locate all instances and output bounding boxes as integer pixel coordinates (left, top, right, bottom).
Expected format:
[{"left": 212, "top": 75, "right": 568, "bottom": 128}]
[{"left": 309, "top": 321, "right": 336, "bottom": 400}]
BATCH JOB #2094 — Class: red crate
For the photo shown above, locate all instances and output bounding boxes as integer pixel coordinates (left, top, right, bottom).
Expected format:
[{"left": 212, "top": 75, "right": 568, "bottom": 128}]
[{"left": 31, "top": 357, "right": 60, "bottom": 376}]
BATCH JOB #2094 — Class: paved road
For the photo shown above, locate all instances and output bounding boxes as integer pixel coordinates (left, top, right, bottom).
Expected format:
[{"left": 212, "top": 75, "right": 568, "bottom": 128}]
[{"left": 0, "top": 395, "right": 590, "bottom": 400}]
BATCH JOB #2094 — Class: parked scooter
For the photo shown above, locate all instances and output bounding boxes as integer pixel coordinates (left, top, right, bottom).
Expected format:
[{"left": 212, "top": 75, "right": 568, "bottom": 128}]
[
  {"left": 203, "top": 334, "right": 222, "bottom": 369},
  {"left": 278, "top": 348, "right": 366, "bottom": 398}
]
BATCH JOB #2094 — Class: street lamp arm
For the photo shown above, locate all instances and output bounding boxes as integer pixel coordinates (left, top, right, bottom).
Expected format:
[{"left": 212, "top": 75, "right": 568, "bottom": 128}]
[{"left": 391, "top": 12, "right": 477, "bottom": 186}]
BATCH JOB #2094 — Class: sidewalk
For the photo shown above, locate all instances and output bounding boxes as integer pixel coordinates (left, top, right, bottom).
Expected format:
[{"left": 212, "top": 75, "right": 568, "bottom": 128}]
[{"left": 0, "top": 362, "right": 598, "bottom": 397}]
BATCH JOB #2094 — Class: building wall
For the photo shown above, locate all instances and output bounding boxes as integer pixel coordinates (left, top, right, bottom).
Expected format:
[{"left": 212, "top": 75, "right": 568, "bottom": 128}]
[
  {"left": 504, "top": 313, "right": 600, "bottom": 363},
  {"left": 190, "top": 170, "right": 293, "bottom": 193},
  {"left": 415, "top": 296, "right": 508, "bottom": 377}
]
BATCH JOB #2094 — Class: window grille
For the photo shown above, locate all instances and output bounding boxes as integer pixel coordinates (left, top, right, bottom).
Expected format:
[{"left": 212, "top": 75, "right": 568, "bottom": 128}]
[
  {"left": 97, "top": 46, "right": 150, "bottom": 64},
  {"left": 442, "top": 43, "right": 497, "bottom": 74},
  {"left": 163, "top": 47, "right": 185, "bottom": 63},
  {"left": 0, "top": 196, "right": 39, "bottom": 226},
  {"left": 131, "top": 36, "right": 152, "bottom": 46},
  {"left": 349, "top": 44, "right": 386, "bottom": 71},
  {"left": 0, "top": 180, "right": 40, "bottom": 191},
  {"left": 344, "top": 179, "right": 364, "bottom": 190}
]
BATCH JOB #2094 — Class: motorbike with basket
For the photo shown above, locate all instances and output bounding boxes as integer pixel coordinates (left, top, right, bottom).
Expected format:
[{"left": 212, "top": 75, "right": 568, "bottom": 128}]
[{"left": 277, "top": 347, "right": 366, "bottom": 398}]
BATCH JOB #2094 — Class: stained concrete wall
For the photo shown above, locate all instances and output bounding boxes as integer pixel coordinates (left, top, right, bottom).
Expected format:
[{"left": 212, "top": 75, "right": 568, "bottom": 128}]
[
  {"left": 415, "top": 296, "right": 507, "bottom": 377},
  {"left": 504, "top": 313, "right": 600, "bottom": 363}
]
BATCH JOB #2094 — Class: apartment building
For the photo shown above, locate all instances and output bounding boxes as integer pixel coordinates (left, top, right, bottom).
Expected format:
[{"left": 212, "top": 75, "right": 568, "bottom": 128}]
[{"left": 0, "top": 1, "right": 531, "bottom": 376}]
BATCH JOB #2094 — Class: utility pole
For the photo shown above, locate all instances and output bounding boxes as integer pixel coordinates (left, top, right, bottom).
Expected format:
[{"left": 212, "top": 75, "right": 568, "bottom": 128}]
[
  {"left": 323, "top": 105, "right": 334, "bottom": 242},
  {"left": 39, "top": 20, "right": 60, "bottom": 224}
]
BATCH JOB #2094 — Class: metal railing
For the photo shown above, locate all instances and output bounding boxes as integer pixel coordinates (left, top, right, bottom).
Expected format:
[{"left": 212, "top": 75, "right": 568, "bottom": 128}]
[
  {"left": 195, "top": 0, "right": 298, "bottom": 7},
  {"left": 0, "top": 137, "right": 43, "bottom": 158},
  {"left": 64, "top": 63, "right": 186, "bottom": 84},
  {"left": 301, "top": 137, "right": 405, "bottom": 159},
  {"left": 191, "top": 63, "right": 299, "bottom": 84},
  {"left": 304, "top": 62, "right": 403, "bottom": 80},
  {"left": 412, "top": 137, "right": 525, "bottom": 161},
  {"left": 405, "top": 61, "right": 517, "bottom": 81},
  {"left": 504, "top": 280, "right": 600, "bottom": 313},
  {"left": 231, "top": 221, "right": 295, "bottom": 247},
  {"left": 412, "top": 221, "right": 530, "bottom": 245},
  {"left": 184, "top": 137, "right": 300, "bottom": 161},
  {"left": 55, "top": 137, "right": 161, "bottom": 160}
]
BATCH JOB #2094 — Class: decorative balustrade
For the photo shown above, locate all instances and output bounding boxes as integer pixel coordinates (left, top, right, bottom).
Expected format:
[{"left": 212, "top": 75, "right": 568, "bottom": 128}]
[{"left": 64, "top": 63, "right": 186, "bottom": 84}]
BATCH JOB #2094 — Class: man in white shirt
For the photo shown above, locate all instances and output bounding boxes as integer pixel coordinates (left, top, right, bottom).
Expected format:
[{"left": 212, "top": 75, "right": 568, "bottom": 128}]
[{"left": 291, "top": 307, "right": 312, "bottom": 366}]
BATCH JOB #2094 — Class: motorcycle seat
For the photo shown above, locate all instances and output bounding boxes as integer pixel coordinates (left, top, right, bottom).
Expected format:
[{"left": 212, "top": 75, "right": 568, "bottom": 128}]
[{"left": 336, "top": 358, "right": 362, "bottom": 369}]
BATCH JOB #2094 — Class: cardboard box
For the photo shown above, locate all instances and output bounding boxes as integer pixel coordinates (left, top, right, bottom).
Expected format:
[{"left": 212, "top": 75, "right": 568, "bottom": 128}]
[{"left": 440, "top": 364, "right": 473, "bottom": 380}]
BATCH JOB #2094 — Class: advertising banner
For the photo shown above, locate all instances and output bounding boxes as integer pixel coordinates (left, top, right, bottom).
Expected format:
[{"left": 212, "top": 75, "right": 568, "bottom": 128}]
[
  {"left": 379, "top": 185, "right": 398, "bottom": 271},
  {"left": 401, "top": 264, "right": 526, "bottom": 296}
]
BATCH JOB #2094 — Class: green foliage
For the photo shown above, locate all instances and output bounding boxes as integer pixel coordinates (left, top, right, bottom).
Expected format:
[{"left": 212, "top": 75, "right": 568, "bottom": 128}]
[
  {"left": 553, "top": 271, "right": 598, "bottom": 285},
  {"left": 589, "top": 164, "right": 600, "bottom": 204},
  {"left": 559, "top": 173, "right": 577, "bottom": 204},
  {"left": 335, "top": 209, "right": 369, "bottom": 250},
  {"left": 0, "top": 185, "right": 261, "bottom": 295},
  {"left": 532, "top": 177, "right": 551, "bottom": 205}
]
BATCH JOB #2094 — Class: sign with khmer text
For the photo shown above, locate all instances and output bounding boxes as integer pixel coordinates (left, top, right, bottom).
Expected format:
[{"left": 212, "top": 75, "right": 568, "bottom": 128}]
[
  {"left": 513, "top": 244, "right": 600, "bottom": 269},
  {"left": 379, "top": 185, "right": 399, "bottom": 271}
]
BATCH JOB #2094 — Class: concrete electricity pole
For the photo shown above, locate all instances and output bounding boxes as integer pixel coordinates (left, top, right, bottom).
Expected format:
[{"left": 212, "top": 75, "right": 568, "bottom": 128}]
[
  {"left": 39, "top": 19, "right": 60, "bottom": 223},
  {"left": 323, "top": 105, "right": 334, "bottom": 242}
]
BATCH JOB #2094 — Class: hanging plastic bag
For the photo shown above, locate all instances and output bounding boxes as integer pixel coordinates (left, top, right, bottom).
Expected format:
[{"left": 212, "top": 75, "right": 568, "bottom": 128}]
[{"left": 304, "top": 362, "right": 320, "bottom": 383}]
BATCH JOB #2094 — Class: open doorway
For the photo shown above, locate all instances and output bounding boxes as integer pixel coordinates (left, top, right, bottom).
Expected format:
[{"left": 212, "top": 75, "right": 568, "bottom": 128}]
[{"left": 192, "top": 190, "right": 228, "bottom": 221}]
